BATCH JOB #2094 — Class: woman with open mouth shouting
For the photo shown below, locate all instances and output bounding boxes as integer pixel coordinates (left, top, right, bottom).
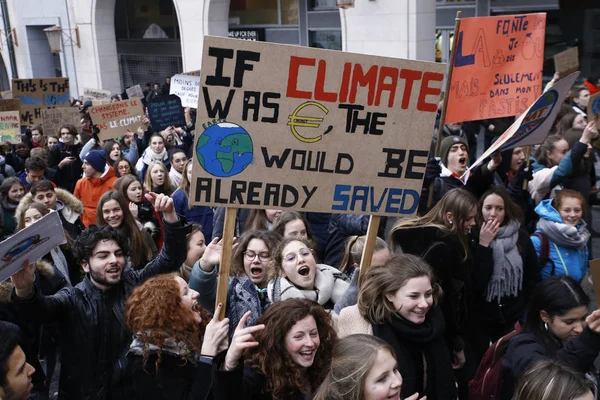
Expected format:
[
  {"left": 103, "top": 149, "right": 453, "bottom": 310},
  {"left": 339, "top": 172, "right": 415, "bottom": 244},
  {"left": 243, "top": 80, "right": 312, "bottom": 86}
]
[
  {"left": 212, "top": 299, "right": 337, "bottom": 400},
  {"left": 126, "top": 273, "right": 229, "bottom": 400},
  {"left": 337, "top": 255, "right": 456, "bottom": 400},
  {"left": 189, "top": 229, "right": 281, "bottom": 334},
  {"left": 267, "top": 237, "right": 350, "bottom": 317},
  {"left": 314, "top": 334, "right": 426, "bottom": 400}
]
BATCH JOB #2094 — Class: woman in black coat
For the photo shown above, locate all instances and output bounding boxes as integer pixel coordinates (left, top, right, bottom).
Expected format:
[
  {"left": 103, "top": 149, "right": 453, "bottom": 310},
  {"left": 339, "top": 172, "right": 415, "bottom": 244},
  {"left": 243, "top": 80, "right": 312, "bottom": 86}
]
[
  {"left": 212, "top": 299, "right": 337, "bottom": 400},
  {"left": 47, "top": 124, "right": 82, "bottom": 193},
  {"left": 470, "top": 186, "right": 541, "bottom": 363},
  {"left": 391, "top": 188, "right": 493, "bottom": 399},
  {"left": 125, "top": 273, "right": 229, "bottom": 400},
  {"left": 502, "top": 276, "right": 600, "bottom": 400}
]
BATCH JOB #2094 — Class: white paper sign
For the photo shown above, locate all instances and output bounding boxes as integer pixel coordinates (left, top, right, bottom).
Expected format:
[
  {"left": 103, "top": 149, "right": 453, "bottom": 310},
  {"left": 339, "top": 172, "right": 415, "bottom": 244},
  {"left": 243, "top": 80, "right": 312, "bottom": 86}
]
[
  {"left": 170, "top": 74, "right": 201, "bottom": 108},
  {"left": 0, "top": 211, "right": 67, "bottom": 282},
  {"left": 465, "top": 72, "right": 580, "bottom": 175}
]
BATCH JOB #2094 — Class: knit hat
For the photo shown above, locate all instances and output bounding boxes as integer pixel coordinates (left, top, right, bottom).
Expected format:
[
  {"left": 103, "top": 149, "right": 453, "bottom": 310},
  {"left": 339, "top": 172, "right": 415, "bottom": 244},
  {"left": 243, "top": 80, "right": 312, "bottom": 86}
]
[
  {"left": 84, "top": 150, "right": 107, "bottom": 172},
  {"left": 440, "top": 135, "right": 469, "bottom": 166}
]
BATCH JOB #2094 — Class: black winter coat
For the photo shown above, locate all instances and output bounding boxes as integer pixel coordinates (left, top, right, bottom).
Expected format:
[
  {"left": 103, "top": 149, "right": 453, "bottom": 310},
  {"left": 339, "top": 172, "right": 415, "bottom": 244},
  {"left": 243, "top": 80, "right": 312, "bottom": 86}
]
[
  {"left": 502, "top": 328, "right": 600, "bottom": 400},
  {"left": 10, "top": 220, "right": 191, "bottom": 400},
  {"left": 48, "top": 142, "right": 83, "bottom": 193},
  {"left": 392, "top": 226, "right": 493, "bottom": 351},
  {"left": 212, "top": 352, "right": 307, "bottom": 400},
  {"left": 472, "top": 229, "right": 541, "bottom": 325},
  {"left": 129, "top": 351, "right": 212, "bottom": 400}
]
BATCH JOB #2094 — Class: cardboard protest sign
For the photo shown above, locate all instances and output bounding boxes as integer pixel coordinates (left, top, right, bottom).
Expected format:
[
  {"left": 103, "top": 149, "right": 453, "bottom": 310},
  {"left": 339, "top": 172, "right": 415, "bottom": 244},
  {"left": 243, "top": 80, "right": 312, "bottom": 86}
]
[
  {"left": 42, "top": 107, "right": 82, "bottom": 136},
  {"left": 587, "top": 91, "right": 600, "bottom": 122},
  {"left": 184, "top": 70, "right": 201, "bottom": 77},
  {"left": 148, "top": 95, "right": 186, "bottom": 132},
  {"left": 554, "top": 47, "right": 579, "bottom": 78},
  {"left": 12, "top": 78, "right": 70, "bottom": 126},
  {"left": 170, "top": 74, "right": 201, "bottom": 108},
  {"left": 0, "top": 100, "right": 21, "bottom": 141},
  {"left": 590, "top": 259, "right": 600, "bottom": 309},
  {"left": 89, "top": 98, "right": 145, "bottom": 141},
  {"left": 189, "top": 36, "right": 445, "bottom": 217},
  {"left": 82, "top": 87, "right": 112, "bottom": 103},
  {"left": 445, "top": 13, "right": 547, "bottom": 124},
  {"left": 126, "top": 84, "right": 144, "bottom": 99},
  {"left": 466, "top": 72, "right": 579, "bottom": 173},
  {"left": 0, "top": 211, "right": 66, "bottom": 282}
]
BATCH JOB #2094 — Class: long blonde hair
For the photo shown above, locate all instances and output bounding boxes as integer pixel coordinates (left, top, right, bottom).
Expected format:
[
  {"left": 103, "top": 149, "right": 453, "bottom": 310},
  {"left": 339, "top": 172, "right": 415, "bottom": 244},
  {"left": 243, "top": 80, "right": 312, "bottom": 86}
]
[
  {"left": 144, "top": 161, "right": 171, "bottom": 194},
  {"left": 391, "top": 188, "right": 477, "bottom": 260},
  {"left": 358, "top": 254, "right": 442, "bottom": 324}
]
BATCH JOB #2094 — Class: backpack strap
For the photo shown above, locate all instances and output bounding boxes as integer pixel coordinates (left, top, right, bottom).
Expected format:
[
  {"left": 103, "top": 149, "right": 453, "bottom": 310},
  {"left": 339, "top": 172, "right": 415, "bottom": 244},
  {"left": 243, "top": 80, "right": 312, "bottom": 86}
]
[{"left": 533, "top": 232, "right": 555, "bottom": 275}]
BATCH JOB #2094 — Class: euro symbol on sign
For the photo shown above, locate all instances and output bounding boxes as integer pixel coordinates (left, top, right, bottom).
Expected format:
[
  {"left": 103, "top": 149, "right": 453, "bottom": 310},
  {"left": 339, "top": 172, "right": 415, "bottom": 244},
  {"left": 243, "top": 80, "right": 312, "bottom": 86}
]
[{"left": 287, "top": 101, "right": 333, "bottom": 144}]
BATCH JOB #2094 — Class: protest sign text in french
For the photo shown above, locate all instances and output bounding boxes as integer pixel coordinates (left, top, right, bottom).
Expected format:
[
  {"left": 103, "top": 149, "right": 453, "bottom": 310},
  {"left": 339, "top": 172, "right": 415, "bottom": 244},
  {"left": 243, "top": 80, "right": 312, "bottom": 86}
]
[
  {"left": 89, "top": 98, "right": 145, "bottom": 140},
  {"left": 148, "top": 95, "right": 186, "bottom": 132},
  {"left": 170, "top": 74, "right": 201, "bottom": 108}
]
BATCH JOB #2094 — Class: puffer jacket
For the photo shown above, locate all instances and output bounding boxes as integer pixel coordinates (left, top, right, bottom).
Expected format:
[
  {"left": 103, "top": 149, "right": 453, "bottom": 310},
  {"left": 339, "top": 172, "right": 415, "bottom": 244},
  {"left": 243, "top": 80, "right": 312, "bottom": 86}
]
[
  {"left": 73, "top": 165, "right": 118, "bottom": 226},
  {"left": 16, "top": 188, "right": 86, "bottom": 240},
  {"left": 531, "top": 199, "right": 589, "bottom": 283},
  {"left": 10, "top": 219, "right": 191, "bottom": 400}
]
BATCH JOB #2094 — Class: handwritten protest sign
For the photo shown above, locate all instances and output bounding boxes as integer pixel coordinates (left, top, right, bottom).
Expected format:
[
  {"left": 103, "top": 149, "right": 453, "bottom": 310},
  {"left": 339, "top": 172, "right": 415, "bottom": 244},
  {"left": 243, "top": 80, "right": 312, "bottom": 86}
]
[
  {"left": 0, "top": 211, "right": 66, "bottom": 282},
  {"left": 12, "top": 78, "right": 70, "bottom": 126},
  {"left": 170, "top": 74, "right": 200, "bottom": 108},
  {"left": 126, "top": 84, "right": 144, "bottom": 99},
  {"left": 42, "top": 107, "right": 81, "bottom": 136},
  {"left": 89, "top": 98, "right": 145, "bottom": 141},
  {"left": 466, "top": 72, "right": 579, "bottom": 174},
  {"left": 148, "top": 95, "right": 186, "bottom": 132},
  {"left": 445, "top": 13, "right": 546, "bottom": 124},
  {"left": 82, "top": 88, "right": 112, "bottom": 103},
  {"left": 554, "top": 47, "right": 579, "bottom": 78},
  {"left": 587, "top": 91, "right": 600, "bottom": 122},
  {"left": 0, "top": 100, "right": 20, "bottom": 142},
  {"left": 189, "top": 36, "right": 445, "bottom": 216}
]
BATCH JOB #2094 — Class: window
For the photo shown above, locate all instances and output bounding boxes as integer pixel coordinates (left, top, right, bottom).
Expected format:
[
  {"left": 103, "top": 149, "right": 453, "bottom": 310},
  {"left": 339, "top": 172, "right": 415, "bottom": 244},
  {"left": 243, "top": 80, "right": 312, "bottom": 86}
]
[
  {"left": 229, "top": 0, "right": 298, "bottom": 25},
  {"left": 309, "top": 30, "right": 342, "bottom": 50},
  {"left": 114, "top": 0, "right": 180, "bottom": 40},
  {"left": 310, "top": 0, "right": 338, "bottom": 10}
]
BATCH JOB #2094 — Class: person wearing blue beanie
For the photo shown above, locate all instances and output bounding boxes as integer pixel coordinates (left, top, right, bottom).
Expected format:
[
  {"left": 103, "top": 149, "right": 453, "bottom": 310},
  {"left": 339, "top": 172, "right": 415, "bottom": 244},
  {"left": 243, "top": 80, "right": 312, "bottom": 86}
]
[
  {"left": 83, "top": 150, "right": 108, "bottom": 174},
  {"left": 75, "top": 149, "right": 118, "bottom": 226}
]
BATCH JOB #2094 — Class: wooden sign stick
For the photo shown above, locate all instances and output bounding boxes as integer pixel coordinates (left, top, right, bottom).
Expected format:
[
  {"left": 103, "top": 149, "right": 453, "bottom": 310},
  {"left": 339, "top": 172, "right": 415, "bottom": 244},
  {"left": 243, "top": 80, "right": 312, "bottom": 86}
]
[
  {"left": 428, "top": 11, "right": 461, "bottom": 209},
  {"left": 522, "top": 146, "right": 532, "bottom": 191},
  {"left": 357, "top": 215, "right": 381, "bottom": 281},
  {"left": 214, "top": 207, "right": 237, "bottom": 320}
]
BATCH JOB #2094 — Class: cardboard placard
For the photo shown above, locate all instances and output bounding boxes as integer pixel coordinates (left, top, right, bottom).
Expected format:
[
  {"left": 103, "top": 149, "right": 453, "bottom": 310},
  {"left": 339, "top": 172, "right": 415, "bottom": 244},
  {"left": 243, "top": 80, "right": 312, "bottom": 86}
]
[
  {"left": 170, "top": 74, "right": 201, "bottom": 108},
  {"left": 466, "top": 72, "right": 579, "bottom": 173},
  {"left": 12, "top": 78, "right": 70, "bottom": 126},
  {"left": 189, "top": 36, "right": 445, "bottom": 216},
  {"left": 0, "top": 111, "right": 20, "bottom": 142},
  {"left": 89, "top": 98, "right": 145, "bottom": 141},
  {"left": 92, "top": 99, "right": 111, "bottom": 106},
  {"left": 554, "top": 47, "right": 579, "bottom": 78},
  {"left": 42, "top": 107, "right": 82, "bottom": 137},
  {"left": 184, "top": 70, "right": 201, "bottom": 77},
  {"left": 126, "top": 84, "right": 144, "bottom": 99},
  {"left": 446, "top": 13, "right": 547, "bottom": 124},
  {"left": 82, "top": 87, "right": 112, "bottom": 103},
  {"left": 0, "top": 211, "right": 67, "bottom": 282},
  {"left": 590, "top": 259, "right": 600, "bottom": 310},
  {"left": 148, "top": 95, "right": 186, "bottom": 132},
  {"left": 587, "top": 91, "right": 600, "bottom": 122}
]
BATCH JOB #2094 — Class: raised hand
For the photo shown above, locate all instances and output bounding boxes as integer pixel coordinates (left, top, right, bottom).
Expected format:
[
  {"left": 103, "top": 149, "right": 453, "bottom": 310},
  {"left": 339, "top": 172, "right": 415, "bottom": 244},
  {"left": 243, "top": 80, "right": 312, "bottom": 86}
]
[
  {"left": 10, "top": 259, "right": 35, "bottom": 298},
  {"left": 582, "top": 120, "right": 598, "bottom": 142},
  {"left": 479, "top": 219, "right": 501, "bottom": 247},
  {"left": 201, "top": 303, "right": 230, "bottom": 356},
  {"left": 199, "top": 237, "right": 237, "bottom": 272},
  {"left": 223, "top": 311, "right": 265, "bottom": 371},
  {"left": 586, "top": 309, "right": 600, "bottom": 334},
  {"left": 145, "top": 193, "right": 177, "bottom": 223},
  {"left": 129, "top": 202, "right": 139, "bottom": 218}
]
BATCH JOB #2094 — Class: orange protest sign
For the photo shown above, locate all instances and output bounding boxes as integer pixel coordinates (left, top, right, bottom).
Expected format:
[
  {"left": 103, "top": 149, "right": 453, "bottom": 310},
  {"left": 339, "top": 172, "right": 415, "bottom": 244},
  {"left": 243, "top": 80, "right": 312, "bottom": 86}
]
[{"left": 445, "top": 13, "right": 546, "bottom": 124}]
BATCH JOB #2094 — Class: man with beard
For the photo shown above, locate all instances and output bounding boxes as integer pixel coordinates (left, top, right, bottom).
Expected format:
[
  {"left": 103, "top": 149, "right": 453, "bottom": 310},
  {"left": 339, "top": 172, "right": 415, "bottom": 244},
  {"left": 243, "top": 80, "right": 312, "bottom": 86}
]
[
  {"left": 10, "top": 192, "right": 190, "bottom": 400},
  {"left": 0, "top": 321, "right": 36, "bottom": 400}
]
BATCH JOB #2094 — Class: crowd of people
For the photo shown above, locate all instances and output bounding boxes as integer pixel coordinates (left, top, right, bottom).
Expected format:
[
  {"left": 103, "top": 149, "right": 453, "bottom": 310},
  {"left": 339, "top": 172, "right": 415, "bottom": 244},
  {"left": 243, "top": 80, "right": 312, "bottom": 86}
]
[{"left": 1, "top": 74, "right": 600, "bottom": 400}]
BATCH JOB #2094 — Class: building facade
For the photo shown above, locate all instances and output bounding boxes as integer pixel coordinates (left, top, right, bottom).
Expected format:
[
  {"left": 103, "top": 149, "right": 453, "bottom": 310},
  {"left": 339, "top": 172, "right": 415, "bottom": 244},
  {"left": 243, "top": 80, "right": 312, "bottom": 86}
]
[{"left": 0, "top": 0, "right": 594, "bottom": 97}]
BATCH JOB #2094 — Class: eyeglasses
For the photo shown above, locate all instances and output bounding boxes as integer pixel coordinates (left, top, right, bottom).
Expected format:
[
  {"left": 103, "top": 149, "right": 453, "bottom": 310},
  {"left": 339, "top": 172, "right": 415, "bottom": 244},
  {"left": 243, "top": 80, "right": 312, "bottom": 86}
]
[
  {"left": 244, "top": 251, "right": 270, "bottom": 262},
  {"left": 283, "top": 248, "right": 313, "bottom": 263}
]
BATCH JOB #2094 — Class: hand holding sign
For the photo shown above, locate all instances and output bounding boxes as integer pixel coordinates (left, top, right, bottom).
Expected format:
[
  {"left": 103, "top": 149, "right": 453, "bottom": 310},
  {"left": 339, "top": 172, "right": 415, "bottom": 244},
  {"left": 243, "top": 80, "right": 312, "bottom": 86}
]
[
  {"left": 224, "top": 311, "right": 265, "bottom": 371},
  {"left": 11, "top": 259, "right": 35, "bottom": 298}
]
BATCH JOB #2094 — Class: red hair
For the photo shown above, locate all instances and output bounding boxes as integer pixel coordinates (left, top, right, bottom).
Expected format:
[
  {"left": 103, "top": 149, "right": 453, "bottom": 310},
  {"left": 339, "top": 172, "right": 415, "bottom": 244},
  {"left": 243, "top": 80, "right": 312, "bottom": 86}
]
[{"left": 125, "top": 273, "right": 209, "bottom": 371}]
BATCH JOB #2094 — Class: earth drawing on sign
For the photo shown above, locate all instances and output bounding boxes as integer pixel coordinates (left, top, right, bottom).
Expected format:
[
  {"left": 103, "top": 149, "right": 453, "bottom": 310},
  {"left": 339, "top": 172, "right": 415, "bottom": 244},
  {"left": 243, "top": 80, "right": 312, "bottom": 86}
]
[{"left": 196, "top": 122, "right": 254, "bottom": 177}]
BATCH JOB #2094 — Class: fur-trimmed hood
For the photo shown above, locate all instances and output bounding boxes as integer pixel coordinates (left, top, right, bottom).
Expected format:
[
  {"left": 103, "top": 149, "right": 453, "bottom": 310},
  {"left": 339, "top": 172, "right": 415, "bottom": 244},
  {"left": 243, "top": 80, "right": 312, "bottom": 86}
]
[
  {"left": 16, "top": 188, "right": 84, "bottom": 223},
  {"left": 0, "top": 260, "right": 54, "bottom": 303}
]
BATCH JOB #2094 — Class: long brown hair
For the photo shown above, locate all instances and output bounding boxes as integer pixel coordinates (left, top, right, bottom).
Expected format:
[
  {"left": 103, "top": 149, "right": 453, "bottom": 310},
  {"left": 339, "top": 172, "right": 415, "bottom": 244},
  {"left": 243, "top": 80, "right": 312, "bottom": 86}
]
[
  {"left": 247, "top": 299, "right": 337, "bottom": 399},
  {"left": 96, "top": 191, "right": 152, "bottom": 268},
  {"left": 271, "top": 211, "right": 314, "bottom": 242},
  {"left": 391, "top": 188, "right": 477, "bottom": 260},
  {"left": 477, "top": 185, "right": 523, "bottom": 227},
  {"left": 230, "top": 229, "right": 281, "bottom": 278},
  {"left": 125, "top": 273, "right": 210, "bottom": 372}
]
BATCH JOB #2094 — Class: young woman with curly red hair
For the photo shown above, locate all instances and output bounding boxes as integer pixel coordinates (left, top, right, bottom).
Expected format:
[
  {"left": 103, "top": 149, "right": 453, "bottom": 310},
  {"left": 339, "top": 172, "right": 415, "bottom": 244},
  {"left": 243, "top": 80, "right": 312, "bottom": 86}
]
[
  {"left": 125, "top": 273, "right": 229, "bottom": 399},
  {"left": 212, "top": 298, "right": 337, "bottom": 400}
]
